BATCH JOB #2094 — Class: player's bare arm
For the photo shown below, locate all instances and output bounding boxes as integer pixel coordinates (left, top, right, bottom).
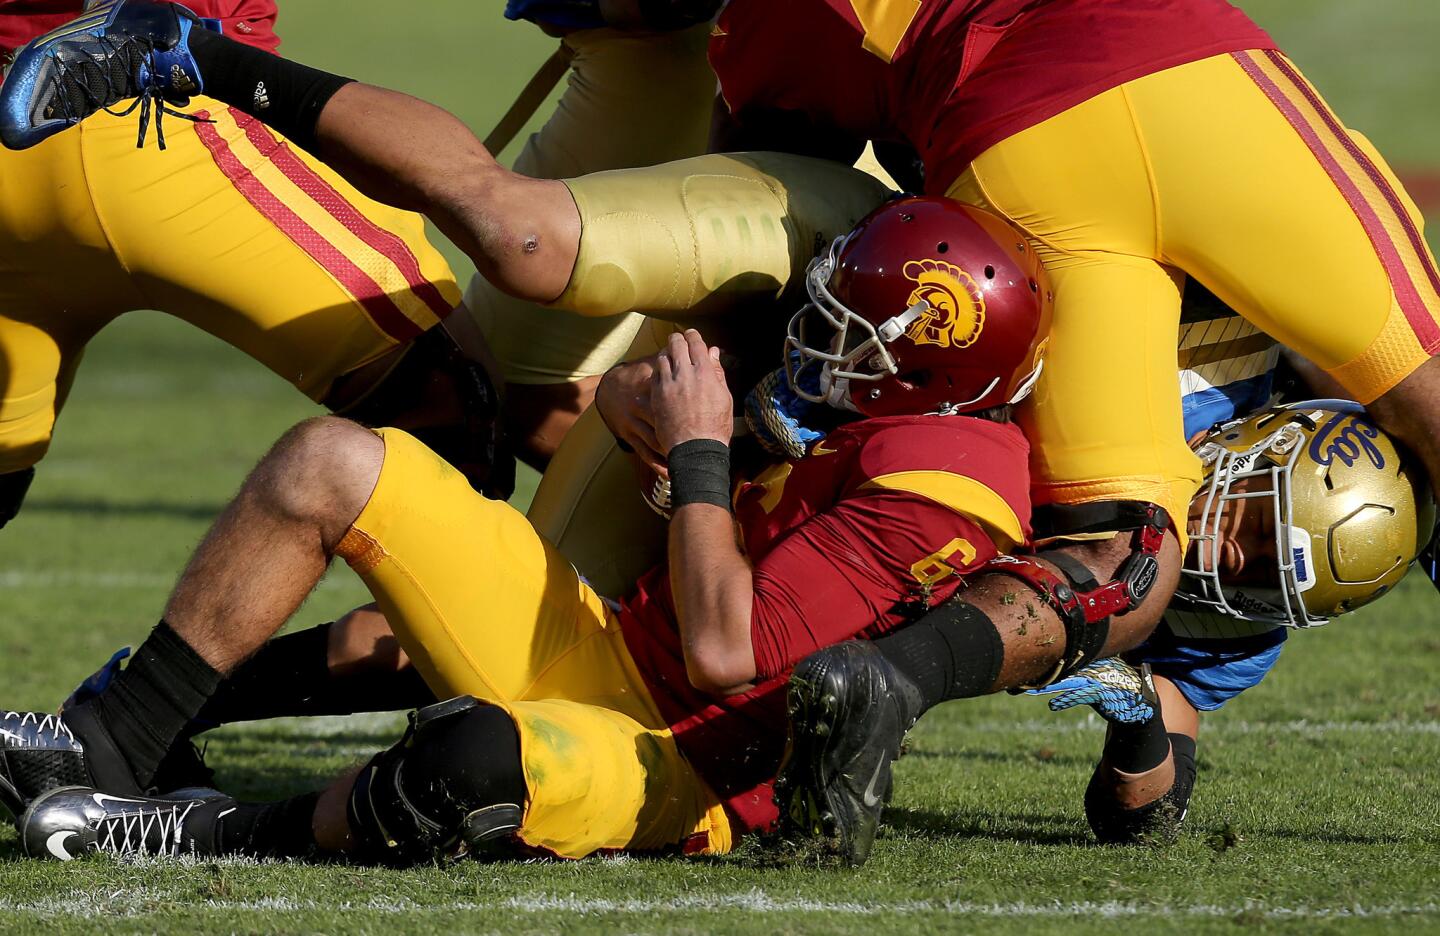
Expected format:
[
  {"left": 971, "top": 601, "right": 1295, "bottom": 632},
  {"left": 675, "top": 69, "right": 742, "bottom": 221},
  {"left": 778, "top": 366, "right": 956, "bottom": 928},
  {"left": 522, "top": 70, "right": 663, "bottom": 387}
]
[
  {"left": 652, "top": 330, "right": 757, "bottom": 694},
  {"left": 308, "top": 82, "right": 580, "bottom": 304}
]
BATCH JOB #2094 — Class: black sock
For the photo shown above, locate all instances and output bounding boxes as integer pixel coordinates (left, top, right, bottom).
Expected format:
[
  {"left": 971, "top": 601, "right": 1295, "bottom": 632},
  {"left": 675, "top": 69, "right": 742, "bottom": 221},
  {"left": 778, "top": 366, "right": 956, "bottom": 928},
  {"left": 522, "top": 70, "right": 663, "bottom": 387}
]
[
  {"left": 212, "top": 792, "right": 322, "bottom": 859},
  {"left": 74, "top": 620, "right": 223, "bottom": 790},
  {"left": 193, "top": 623, "right": 436, "bottom": 730},
  {"left": 1102, "top": 716, "right": 1173, "bottom": 774},
  {"left": 1168, "top": 733, "right": 1198, "bottom": 792},
  {"left": 187, "top": 29, "right": 353, "bottom": 152},
  {"left": 872, "top": 600, "right": 1005, "bottom": 717}
]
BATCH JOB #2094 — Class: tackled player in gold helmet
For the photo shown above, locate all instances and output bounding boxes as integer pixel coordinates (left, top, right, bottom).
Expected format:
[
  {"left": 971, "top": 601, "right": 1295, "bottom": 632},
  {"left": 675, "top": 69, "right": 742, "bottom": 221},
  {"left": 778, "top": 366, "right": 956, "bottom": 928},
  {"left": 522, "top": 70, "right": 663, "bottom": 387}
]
[
  {"left": 1176, "top": 400, "right": 1434, "bottom": 627},
  {"left": 1045, "top": 400, "right": 1434, "bottom": 847}
]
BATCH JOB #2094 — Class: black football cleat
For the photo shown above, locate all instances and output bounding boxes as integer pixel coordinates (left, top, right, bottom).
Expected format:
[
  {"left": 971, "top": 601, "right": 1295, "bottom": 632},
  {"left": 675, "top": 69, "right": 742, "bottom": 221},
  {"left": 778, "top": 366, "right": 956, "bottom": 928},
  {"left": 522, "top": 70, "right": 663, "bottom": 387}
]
[
  {"left": 774, "top": 641, "right": 921, "bottom": 867},
  {"left": 0, "top": 0, "right": 219, "bottom": 150},
  {"left": 0, "top": 705, "right": 142, "bottom": 818},
  {"left": 20, "top": 785, "right": 232, "bottom": 860},
  {"left": 0, "top": 710, "right": 92, "bottom": 818}
]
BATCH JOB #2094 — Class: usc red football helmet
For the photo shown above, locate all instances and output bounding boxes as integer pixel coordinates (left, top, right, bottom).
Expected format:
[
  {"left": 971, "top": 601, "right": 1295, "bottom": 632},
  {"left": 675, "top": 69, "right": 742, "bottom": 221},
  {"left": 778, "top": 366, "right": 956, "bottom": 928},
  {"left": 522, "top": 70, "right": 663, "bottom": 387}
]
[{"left": 785, "top": 196, "right": 1053, "bottom": 418}]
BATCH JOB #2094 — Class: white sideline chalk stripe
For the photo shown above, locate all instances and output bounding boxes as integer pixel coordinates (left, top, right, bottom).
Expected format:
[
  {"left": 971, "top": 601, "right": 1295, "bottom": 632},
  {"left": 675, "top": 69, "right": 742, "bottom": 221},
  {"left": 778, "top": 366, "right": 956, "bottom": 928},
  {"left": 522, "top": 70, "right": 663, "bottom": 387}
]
[
  {"left": 0, "top": 570, "right": 355, "bottom": 591},
  {"left": 0, "top": 571, "right": 172, "bottom": 589},
  {"left": 0, "top": 892, "right": 1435, "bottom": 919}
]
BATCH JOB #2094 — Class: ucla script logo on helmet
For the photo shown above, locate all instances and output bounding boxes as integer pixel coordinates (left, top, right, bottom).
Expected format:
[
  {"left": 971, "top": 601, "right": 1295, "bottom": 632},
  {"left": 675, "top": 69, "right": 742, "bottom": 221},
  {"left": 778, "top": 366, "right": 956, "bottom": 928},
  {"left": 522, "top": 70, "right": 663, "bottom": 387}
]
[
  {"left": 902, "top": 259, "right": 985, "bottom": 348},
  {"left": 1308, "top": 412, "right": 1385, "bottom": 469}
]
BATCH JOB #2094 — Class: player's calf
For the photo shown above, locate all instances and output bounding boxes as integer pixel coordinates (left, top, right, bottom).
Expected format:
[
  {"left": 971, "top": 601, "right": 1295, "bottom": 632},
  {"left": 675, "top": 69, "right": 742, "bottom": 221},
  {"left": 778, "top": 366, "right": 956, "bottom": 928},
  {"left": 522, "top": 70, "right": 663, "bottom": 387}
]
[{"left": 1085, "top": 732, "right": 1197, "bottom": 846}]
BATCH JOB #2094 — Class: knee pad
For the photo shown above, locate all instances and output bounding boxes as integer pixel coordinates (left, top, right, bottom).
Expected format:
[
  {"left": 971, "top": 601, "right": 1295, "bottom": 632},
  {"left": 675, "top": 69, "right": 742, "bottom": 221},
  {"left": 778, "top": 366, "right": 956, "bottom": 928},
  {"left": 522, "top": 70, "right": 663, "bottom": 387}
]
[
  {"left": 989, "top": 501, "right": 1172, "bottom": 682},
  {"left": 341, "top": 326, "right": 514, "bottom": 500},
  {"left": 347, "top": 696, "right": 526, "bottom": 865},
  {"left": 1084, "top": 733, "right": 1198, "bottom": 846},
  {"left": 557, "top": 152, "right": 891, "bottom": 320}
]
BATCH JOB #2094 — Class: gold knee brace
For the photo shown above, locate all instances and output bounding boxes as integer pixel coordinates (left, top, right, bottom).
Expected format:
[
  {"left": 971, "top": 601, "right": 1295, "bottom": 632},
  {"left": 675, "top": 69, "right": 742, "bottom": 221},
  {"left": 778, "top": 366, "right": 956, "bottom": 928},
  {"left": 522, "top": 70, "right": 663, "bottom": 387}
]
[{"left": 556, "top": 152, "right": 893, "bottom": 321}]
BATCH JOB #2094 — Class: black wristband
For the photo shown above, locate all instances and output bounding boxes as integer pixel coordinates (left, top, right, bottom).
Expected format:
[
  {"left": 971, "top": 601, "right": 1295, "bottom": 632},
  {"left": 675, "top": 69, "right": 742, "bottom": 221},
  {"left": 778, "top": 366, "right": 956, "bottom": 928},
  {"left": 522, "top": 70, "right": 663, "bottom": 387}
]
[{"left": 667, "top": 439, "right": 731, "bottom": 511}]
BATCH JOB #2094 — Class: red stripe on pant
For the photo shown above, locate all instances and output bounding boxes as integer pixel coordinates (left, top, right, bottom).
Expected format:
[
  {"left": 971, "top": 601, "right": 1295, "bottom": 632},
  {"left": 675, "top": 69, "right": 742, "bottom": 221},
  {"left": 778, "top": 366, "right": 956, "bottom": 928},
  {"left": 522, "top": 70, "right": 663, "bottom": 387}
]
[
  {"left": 1233, "top": 52, "right": 1440, "bottom": 352},
  {"left": 193, "top": 111, "right": 422, "bottom": 342},
  {"left": 231, "top": 109, "right": 455, "bottom": 320},
  {"left": 1263, "top": 51, "right": 1440, "bottom": 342}
]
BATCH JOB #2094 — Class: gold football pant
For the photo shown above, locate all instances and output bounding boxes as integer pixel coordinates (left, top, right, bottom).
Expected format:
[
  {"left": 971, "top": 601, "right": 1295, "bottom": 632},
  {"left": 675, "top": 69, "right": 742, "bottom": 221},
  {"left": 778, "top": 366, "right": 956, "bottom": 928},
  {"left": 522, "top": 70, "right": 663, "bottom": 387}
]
[
  {"left": 467, "top": 25, "right": 903, "bottom": 386},
  {"left": 465, "top": 24, "right": 716, "bottom": 385},
  {"left": 526, "top": 151, "right": 890, "bottom": 590},
  {"left": 0, "top": 103, "right": 460, "bottom": 474},
  {"left": 947, "top": 51, "right": 1440, "bottom": 532},
  {"left": 335, "top": 428, "right": 732, "bottom": 859}
]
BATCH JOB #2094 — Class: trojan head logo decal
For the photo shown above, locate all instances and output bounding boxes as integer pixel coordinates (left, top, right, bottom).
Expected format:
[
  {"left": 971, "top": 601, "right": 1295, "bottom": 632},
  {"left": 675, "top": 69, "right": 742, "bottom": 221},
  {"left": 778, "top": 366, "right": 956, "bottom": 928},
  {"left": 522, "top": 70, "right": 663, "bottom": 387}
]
[{"left": 901, "top": 259, "right": 986, "bottom": 348}]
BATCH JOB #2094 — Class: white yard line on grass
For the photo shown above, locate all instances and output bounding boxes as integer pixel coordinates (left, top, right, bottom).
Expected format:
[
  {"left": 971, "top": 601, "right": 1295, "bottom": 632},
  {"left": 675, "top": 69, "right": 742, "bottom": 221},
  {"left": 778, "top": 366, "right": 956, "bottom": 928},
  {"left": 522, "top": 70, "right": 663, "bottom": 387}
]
[
  {"left": 236, "top": 713, "right": 1440, "bottom": 739},
  {"left": 0, "top": 570, "right": 353, "bottom": 591},
  {"left": 0, "top": 892, "right": 1435, "bottom": 920},
  {"left": 0, "top": 570, "right": 172, "bottom": 589}
]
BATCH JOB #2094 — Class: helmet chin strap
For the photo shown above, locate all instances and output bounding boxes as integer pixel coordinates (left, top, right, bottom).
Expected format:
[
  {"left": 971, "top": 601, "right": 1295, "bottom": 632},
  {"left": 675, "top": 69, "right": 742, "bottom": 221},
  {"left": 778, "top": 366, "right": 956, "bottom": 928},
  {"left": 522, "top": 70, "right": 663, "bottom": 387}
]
[
  {"left": 821, "top": 371, "right": 859, "bottom": 412},
  {"left": 1008, "top": 359, "right": 1045, "bottom": 405},
  {"left": 932, "top": 376, "right": 1001, "bottom": 416}
]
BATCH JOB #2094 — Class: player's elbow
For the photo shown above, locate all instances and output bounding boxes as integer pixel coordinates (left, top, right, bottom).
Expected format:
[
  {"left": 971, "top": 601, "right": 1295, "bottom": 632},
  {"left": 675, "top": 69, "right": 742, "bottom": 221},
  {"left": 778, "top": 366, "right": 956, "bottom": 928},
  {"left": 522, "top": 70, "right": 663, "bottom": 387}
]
[
  {"left": 442, "top": 170, "right": 580, "bottom": 306},
  {"left": 684, "top": 638, "right": 757, "bottom": 697}
]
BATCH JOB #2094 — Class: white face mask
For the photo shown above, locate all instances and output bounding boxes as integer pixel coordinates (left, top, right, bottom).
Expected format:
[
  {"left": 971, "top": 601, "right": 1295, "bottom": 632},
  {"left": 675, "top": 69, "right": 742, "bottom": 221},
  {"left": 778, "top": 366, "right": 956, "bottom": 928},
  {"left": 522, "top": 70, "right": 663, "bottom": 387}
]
[
  {"left": 1176, "top": 411, "right": 1333, "bottom": 628},
  {"left": 784, "top": 237, "right": 902, "bottom": 409}
]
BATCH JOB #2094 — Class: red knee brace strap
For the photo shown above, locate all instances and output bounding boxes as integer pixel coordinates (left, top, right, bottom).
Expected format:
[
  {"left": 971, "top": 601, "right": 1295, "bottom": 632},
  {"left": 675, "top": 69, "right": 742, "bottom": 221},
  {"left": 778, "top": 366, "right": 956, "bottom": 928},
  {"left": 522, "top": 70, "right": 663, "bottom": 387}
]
[{"left": 984, "top": 502, "right": 1171, "bottom": 680}]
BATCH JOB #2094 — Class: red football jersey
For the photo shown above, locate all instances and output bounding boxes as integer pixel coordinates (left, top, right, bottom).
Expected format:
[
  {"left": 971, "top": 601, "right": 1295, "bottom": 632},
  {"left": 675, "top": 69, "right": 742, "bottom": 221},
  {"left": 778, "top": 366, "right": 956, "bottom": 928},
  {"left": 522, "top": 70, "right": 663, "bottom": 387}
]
[
  {"left": 710, "top": 0, "right": 1275, "bottom": 193},
  {"left": 619, "top": 414, "right": 1031, "bottom": 834},
  {"left": 1, "top": 0, "right": 280, "bottom": 57}
]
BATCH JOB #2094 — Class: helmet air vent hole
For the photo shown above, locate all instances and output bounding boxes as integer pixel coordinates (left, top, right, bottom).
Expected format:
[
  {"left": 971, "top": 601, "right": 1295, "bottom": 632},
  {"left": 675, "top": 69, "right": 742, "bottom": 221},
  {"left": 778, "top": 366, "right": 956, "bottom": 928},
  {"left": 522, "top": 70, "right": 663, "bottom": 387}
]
[
  {"left": 900, "top": 213, "right": 914, "bottom": 222},
  {"left": 1028, "top": 278, "right": 1038, "bottom": 292},
  {"left": 984, "top": 264, "right": 995, "bottom": 279},
  {"left": 938, "top": 241, "right": 950, "bottom": 254}
]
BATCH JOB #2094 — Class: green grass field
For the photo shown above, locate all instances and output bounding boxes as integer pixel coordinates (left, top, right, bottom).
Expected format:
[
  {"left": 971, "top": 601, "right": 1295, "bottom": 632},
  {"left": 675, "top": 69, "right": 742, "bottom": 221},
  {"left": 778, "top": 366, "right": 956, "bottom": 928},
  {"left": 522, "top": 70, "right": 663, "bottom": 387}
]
[{"left": 2, "top": 3, "right": 1439, "bottom": 933}]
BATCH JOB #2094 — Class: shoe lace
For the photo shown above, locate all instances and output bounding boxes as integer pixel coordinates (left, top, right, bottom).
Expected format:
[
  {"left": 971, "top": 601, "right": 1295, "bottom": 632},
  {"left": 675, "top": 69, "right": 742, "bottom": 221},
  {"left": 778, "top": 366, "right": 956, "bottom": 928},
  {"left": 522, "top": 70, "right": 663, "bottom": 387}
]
[
  {"left": 96, "top": 800, "right": 199, "bottom": 857},
  {"left": 1, "top": 711, "right": 76, "bottom": 744},
  {"left": 45, "top": 34, "right": 209, "bottom": 150}
]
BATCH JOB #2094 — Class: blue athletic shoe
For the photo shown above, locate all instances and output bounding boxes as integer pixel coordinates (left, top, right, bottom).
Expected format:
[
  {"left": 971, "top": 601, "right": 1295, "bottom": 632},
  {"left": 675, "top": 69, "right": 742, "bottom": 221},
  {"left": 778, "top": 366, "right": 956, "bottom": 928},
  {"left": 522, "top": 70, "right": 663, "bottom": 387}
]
[{"left": 0, "top": 0, "right": 220, "bottom": 151}]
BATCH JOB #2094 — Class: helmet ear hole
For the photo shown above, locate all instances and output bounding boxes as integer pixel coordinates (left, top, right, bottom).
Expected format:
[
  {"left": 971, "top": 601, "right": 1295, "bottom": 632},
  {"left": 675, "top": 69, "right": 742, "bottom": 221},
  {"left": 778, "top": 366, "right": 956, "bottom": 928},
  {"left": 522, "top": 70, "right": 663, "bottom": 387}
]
[{"left": 899, "top": 369, "right": 930, "bottom": 388}]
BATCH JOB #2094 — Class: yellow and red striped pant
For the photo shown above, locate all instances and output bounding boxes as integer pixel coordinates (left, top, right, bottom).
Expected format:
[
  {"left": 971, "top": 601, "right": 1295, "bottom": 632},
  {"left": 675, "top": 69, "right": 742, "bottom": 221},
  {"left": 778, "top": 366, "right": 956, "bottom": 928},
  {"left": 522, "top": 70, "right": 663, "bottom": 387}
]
[
  {"left": 948, "top": 50, "right": 1440, "bottom": 532},
  {"left": 0, "top": 102, "right": 460, "bottom": 473}
]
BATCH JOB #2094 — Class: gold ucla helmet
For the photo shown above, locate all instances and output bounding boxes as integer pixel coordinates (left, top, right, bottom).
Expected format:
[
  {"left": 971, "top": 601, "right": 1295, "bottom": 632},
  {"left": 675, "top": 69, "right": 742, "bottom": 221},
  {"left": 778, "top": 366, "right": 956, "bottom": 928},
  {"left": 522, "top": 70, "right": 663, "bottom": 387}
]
[{"left": 1178, "top": 400, "right": 1435, "bottom": 627}]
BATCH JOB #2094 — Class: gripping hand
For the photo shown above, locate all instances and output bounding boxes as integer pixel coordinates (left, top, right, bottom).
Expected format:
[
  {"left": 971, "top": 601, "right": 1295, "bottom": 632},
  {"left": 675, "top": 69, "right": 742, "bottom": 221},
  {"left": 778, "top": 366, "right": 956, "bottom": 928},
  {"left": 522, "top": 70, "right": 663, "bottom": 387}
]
[{"left": 1027, "top": 658, "right": 1159, "bottom": 725}]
